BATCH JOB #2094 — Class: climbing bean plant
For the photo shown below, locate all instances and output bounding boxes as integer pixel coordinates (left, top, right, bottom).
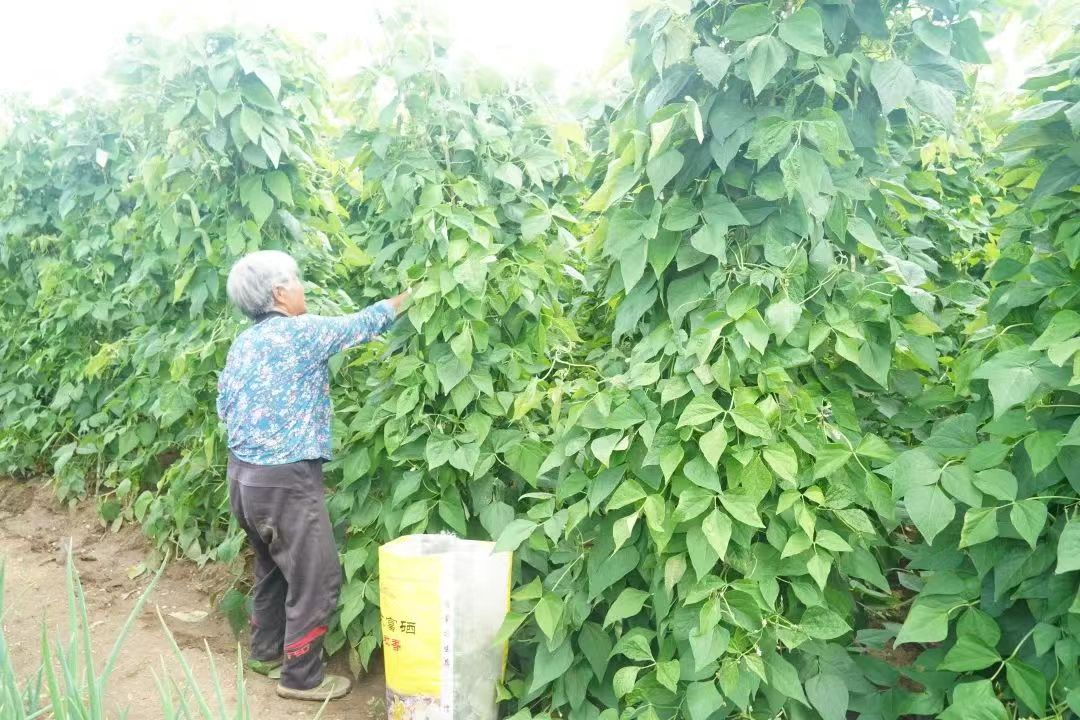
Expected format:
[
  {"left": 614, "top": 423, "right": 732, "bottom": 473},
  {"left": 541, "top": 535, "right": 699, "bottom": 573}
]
[
  {"left": 480, "top": 1, "right": 1025, "bottom": 718},
  {"left": 0, "top": 30, "right": 341, "bottom": 559},
  {"left": 316, "top": 13, "right": 594, "bottom": 667},
  {"left": 1, "top": 3, "right": 1079, "bottom": 720}
]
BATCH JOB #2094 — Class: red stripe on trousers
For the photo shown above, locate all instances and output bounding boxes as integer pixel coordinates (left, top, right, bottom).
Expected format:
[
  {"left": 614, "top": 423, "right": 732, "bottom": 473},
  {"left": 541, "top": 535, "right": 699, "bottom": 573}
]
[{"left": 285, "top": 625, "right": 327, "bottom": 651}]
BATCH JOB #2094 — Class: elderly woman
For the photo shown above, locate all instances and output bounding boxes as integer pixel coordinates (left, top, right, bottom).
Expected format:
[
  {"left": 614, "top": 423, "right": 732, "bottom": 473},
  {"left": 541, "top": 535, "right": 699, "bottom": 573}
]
[{"left": 217, "top": 250, "right": 408, "bottom": 702}]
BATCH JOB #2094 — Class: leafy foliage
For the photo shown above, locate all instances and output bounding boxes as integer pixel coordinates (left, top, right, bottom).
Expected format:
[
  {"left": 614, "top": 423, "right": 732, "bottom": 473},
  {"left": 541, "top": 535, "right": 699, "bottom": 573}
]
[
  {"left": 0, "top": 31, "right": 338, "bottom": 561},
  {"left": 1, "top": 4, "right": 1080, "bottom": 720}
]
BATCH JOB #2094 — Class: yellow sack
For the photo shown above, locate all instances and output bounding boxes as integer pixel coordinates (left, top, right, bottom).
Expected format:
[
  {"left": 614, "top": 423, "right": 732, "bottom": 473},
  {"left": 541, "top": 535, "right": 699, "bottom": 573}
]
[{"left": 379, "top": 535, "right": 512, "bottom": 720}]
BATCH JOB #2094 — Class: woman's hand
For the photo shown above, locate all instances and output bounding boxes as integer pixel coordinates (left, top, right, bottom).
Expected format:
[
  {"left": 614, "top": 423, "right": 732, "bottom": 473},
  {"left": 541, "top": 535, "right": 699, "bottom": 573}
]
[{"left": 388, "top": 288, "right": 412, "bottom": 315}]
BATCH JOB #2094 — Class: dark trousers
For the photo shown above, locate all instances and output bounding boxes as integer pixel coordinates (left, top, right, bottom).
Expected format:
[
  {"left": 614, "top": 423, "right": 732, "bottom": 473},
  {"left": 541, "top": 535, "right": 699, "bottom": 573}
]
[{"left": 227, "top": 455, "right": 341, "bottom": 690}]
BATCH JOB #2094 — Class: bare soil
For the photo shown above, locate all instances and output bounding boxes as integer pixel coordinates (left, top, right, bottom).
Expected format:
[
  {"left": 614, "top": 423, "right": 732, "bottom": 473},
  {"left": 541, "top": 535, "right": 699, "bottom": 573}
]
[{"left": 0, "top": 477, "right": 385, "bottom": 720}]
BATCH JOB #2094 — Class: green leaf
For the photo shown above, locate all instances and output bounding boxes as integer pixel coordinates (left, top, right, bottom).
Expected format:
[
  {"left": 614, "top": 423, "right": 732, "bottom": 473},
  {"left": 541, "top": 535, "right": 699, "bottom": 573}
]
[
  {"left": 603, "top": 588, "right": 649, "bottom": 627},
  {"left": 242, "top": 142, "right": 269, "bottom": 168},
  {"left": 871, "top": 59, "right": 916, "bottom": 115},
  {"left": 847, "top": 217, "right": 883, "bottom": 252},
  {"left": 967, "top": 442, "right": 1012, "bottom": 472},
  {"left": 765, "top": 298, "right": 802, "bottom": 343},
  {"left": 425, "top": 434, "right": 454, "bottom": 469},
  {"left": 815, "top": 529, "right": 852, "bottom": 553},
  {"left": 764, "top": 653, "right": 808, "bottom": 706},
  {"left": 494, "top": 519, "right": 537, "bottom": 553},
  {"left": 241, "top": 78, "right": 280, "bottom": 112},
  {"left": 591, "top": 433, "right": 622, "bottom": 466},
  {"left": 882, "top": 449, "right": 941, "bottom": 496},
  {"left": 736, "top": 310, "right": 771, "bottom": 354},
  {"left": 731, "top": 404, "right": 771, "bottom": 438},
  {"left": 163, "top": 101, "right": 192, "bottom": 129},
  {"left": 782, "top": 531, "right": 812, "bottom": 558},
  {"left": 1057, "top": 518, "right": 1080, "bottom": 574},
  {"left": 856, "top": 433, "right": 894, "bottom": 462},
  {"left": 1033, "top": 155, "right": 1080, "bottom": 200},
  {"left": 433, "top": 346, "right": 470, "bottom": 393},
  {"left": 693, "top": 47, "right": 732, "bottom": 87},
  {"left": 684, "top": 455, "right": 722, "bottom": 492},
  {"left": 646, "top": 149, "right": 684, "bottom": 195},
  {"left": 689, "top": 626, "right": 728, "bottom": 672},
  {"left": 1023, "top": 430, "right": 1063, "bottom": 473},
  {"left": 521, "top": 208, "right": 552, "bottom": 240},
  {"left": 494, "top": 613, "right": 527, "bottom": 647},
  {"left": 611, "top": 632, "right": 653, "bottom": 662},
  {"left": 687, "top": 524, "right": 718, "bottom": 578},
  {"left": 939, "top": 681, "right": 1009, "bottom": 720},
  {"left": 747, "top": 37, "right": 789, "bottom": 96},
  {"left": 941, "top": 464, "right": 984, "bottom": 505},
  {"left": 534, "top": 594, "right": 563, "bottom": 641},
  {"left": 896, "top": 595, "right": 952, "bottom": 646},
  {"left": 959, "top": 506, "right": 998, "bottom": 548},
  {"left": 262, "top": 133, "right": 282, "bottom": 167},
  {"left": 495, "top": 162, "right": 523, "bottom": 189},
  {"left": 656, "top": 430, "right": 686, "bottom": 481},
  {"left": 607, "top": 480, "right": 647, "bottom": 511},
  {"left": 971, "top": 350, "right": 1049, "bottom": 418},
  {"left": 530, "top": 639, "right": 573, "bottom": 693},
  {"left": 701, "top": 508, "right": 732, "bottom": 561},
  {"left": 719, "top": 4, "right": 776, "bottom": 41},
  {"left": 686, "top": 681, "right": 723, "bottom": 720},
  {"left": 719, "top": 493, "right": 764, "bottom": 528},
  {"left": 699, "top": 424, "right": 729, "bottom": 467},
  {"left": 241, "top": 182, "right": 274, "bottom": 227},
  {"left": 253, "top": 66, "right": 281, "bottom": 98},
  {"left": 1010, "top": 499, "right": 1047, "bottom": 549},
  {"left": 941, "top": 636, "right": 1000, "bottom": 673},
  {"left": 800, "top": 607, "right": 850, "bottom": 640},
  {"left": 905, "top": 485, "right": 955, "bottom": 545},
  {"left": 956, "top": 608, "right": 1001, "bottom": 650},
  {"left": 747, "top": 117, "right": 795, "bottom": 165},
  {"left": 265, "top": 170, "right": 293, "bottom": 205},
  {"left": 656, "top": 659, "right": 681, "bottom": 693},
  {"left": 805, "top": 673, "right": 848, "bottom": 720},
  {"left": 678, "top": 395, "right": 724, "bottom": 428},
  {"left": 578, "top": 623, "right": 613, "bottom": 680},
  {"left": 813, "top": 446, "right": 852, "bottom": 479},
  {"left": 209, "top": 61, "right": 236, "bottom": 92},
  {"left": 778, "top": 7, "right": 826, "bottom": 56},
  {"left": 687, "top": 101, "right": 704, "bottom": 145},
  {"left": 217, "top": 88, "right": 241, "bottom": 116},
  {"left": 951, "top": 18, "right": 991, "bottom": 64},
  {"left": 763, "top": 444, "right": 798, "bottom": 482},
  {"left": 913, "top": 17, "right": 952, "bottom": 55},
  {"left": 1006, "top": 660, "right": 1046, "bottom": 715},
  {"left": 807, "top": 550, "right": 832, "bottom": 590},
  {"left": 910, "top": 80, "right": 957, "bottom": 125},
  {"left": 239, "top": 106, "right": 263, "bottom": 144},
  {"left": 973, "top": 469, "right": 1017, "bottom": 502},
  {"left": 927, "top": 414, "right": 978, "bottom": 456},
  {"left": 589, "top": 547, "right": 640, "bottom": 599},
  {"left": 1031, "top": 309, "right": 1080, "bottom": 353},
  {"left": 690, "top": 223, "right": 727, "bottom": 260},
  {"left": 613, "top": 665, "right": 640, "bottom": 698}
]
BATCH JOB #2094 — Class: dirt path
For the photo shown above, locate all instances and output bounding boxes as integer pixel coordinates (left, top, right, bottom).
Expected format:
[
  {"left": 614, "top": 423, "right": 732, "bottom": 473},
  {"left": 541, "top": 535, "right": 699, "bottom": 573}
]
[{"left": 0, "top": 477, "right": 385, "bottom": 720}]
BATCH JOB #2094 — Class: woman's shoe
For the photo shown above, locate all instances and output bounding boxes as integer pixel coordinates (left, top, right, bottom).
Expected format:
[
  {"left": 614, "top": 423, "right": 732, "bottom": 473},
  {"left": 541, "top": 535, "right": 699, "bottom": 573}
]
[
  {"left": 275, "top": 674, "right": 352, "bottom": 701},
  {"left": 245, "top": 656, "right": 283, "bottom": 676}
]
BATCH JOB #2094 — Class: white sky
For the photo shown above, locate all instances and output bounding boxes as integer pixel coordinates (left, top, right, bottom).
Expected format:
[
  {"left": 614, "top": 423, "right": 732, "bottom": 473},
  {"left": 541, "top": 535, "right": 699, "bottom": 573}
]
[
  {"left": 0, "top": 0, "right": 633, "bottom": 101},
  {"left": 0, "top": 0, "right": 1067, "bottom": 108}
]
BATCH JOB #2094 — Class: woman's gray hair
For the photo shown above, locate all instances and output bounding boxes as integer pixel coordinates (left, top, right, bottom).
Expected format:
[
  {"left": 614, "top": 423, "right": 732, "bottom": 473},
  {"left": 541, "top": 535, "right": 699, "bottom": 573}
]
[{"left": 225, "top": 250, "right": 300, "bottom": 318}]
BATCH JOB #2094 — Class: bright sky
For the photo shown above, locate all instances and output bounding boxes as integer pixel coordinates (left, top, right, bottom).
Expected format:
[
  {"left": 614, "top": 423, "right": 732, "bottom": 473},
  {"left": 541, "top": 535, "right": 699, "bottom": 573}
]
[
  {"left": 0, "top": 0, "right": 632, "bottom": 101},
  {"left": 0, "top": 0, "right": 1070, "bottom": 109}
]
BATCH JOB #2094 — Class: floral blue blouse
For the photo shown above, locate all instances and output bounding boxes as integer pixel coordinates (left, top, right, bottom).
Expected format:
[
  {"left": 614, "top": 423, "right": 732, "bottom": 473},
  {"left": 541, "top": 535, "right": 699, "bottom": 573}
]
[{"left": 217, "top": 301, "right": 395, "bottom": 465}]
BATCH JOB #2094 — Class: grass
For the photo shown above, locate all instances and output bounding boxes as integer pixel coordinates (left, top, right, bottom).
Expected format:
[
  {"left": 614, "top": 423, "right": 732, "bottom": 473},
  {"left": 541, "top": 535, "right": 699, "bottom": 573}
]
[{"left": 0, "top": 548, "right": 330, "bottom": 719}]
